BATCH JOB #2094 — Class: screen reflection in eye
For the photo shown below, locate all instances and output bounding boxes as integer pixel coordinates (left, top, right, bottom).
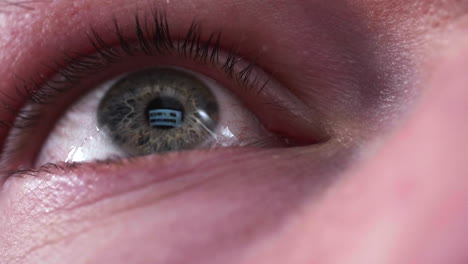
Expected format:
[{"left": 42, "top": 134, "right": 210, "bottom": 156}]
[
  {"left": 0, "top": 10, "right": 304, "bottom": 170},
  {"left": 97, "top": 67, "right": 219, "bottom": 156},
  {"left": 0, "top": 11, "right": 307, "bottom": 172}
]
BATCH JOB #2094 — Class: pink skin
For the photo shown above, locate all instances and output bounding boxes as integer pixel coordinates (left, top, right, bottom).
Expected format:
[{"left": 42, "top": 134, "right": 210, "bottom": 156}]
[{"left": 0, "top": 0, "right": 467, "bottom": 263}]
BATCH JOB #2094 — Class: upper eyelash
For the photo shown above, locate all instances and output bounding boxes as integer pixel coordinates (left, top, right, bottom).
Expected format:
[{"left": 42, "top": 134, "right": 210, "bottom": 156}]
[
  {"left": 0, "top": 10, "right": 267, "bottom": 135},
  {"left": 0, "top": 10, "right": 270, "bottom": 176}
]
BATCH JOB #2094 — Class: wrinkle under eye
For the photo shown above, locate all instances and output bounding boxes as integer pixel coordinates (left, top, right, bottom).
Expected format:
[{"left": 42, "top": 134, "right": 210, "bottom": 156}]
[{"left": 97, "top": 67, "right": 219, "bottom": 156}]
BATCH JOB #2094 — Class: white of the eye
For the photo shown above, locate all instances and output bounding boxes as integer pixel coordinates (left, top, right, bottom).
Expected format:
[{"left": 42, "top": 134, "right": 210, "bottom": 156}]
[
  {"left": 36, "top": 67, "right": 271, "bottom": 165},
  {"left": 36, "top": 77, "right": 126, "bottom": 165},
  {"left": 219, "top": 127, "right": 238, "bottom": 147},
  {"left": 66, "top": 145, "right": 85, "bottom": 162}
]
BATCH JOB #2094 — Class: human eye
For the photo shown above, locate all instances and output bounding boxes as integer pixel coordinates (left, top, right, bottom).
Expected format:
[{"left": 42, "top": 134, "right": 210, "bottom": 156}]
[
  {"left": 1, "top": 1, "right": 440, "bottom": 262},
  {"left": 0, "top": 11, "right": 328, "bottom": 174}
]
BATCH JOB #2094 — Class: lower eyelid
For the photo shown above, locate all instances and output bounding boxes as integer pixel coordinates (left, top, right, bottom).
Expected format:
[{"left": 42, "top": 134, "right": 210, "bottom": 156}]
[{"left": 1, "top": 145, "right": 326, "bottom": 211}]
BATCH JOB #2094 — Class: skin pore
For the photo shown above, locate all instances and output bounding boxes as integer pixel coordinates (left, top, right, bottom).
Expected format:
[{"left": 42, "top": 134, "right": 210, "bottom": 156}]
[{"left": 0, "top": 0, "right": 468, "bottom": 263}]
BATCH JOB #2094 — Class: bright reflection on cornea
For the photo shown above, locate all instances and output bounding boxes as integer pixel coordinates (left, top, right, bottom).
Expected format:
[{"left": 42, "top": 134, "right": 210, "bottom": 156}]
[
  {"left": 222, "top": 127, "right": 236, "bottom": 138},
  {"left": 60, "top": 126, "right": 123, "bottom": 163},
  {"left": 64, "top": 127, "right": 103, "bottom": 163},
  {"left": 220, "top": 127, "right": 238, "bottom": 146},
  {"left": 196, "top": 110, "right": 211, "bottom": 123},
  {"left": 65, "top": 146, "right": 86, "bottom": 163}
]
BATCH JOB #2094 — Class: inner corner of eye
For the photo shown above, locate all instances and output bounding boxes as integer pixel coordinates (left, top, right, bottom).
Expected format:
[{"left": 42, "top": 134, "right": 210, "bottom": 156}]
[{"left": 34, "top": 67, "right": 278, "bottom": 165}]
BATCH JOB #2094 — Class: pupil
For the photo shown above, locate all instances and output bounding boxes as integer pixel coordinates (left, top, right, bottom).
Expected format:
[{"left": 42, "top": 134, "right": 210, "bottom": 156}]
[{"left": 146, "top": 97, "right": 185, "bottom": 129}]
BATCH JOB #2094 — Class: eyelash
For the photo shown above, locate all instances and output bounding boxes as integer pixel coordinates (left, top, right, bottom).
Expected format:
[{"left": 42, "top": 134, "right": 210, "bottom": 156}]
[
  {"left": 0, "top": 10, "right": 269, "bottom": 178},
  {"left": 2, "top": 11, "right": 265, "bottom": 130}
]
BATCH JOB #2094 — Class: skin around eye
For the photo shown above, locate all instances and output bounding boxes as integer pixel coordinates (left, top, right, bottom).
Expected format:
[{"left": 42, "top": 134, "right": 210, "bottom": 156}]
[
  {"left": 1, "top": 1, "right": 468, "bottom": 264},
  {"left": 36, "top": 66, "right": 282, "bottom": 165}
]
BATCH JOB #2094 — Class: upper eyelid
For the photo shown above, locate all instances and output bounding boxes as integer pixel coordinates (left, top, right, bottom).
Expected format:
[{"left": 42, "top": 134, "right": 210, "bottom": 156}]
[
  {"left": 0, "top": 10, "right": 275, "bottom": 170},
  {"left": 0, "top": 10, "right": 267, "bottom": 129}
]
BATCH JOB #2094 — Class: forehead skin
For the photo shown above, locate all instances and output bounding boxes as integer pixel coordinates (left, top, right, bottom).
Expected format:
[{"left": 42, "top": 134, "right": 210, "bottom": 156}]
[{"left": 0, "top": 1, "right": 467, "bottom": 264}]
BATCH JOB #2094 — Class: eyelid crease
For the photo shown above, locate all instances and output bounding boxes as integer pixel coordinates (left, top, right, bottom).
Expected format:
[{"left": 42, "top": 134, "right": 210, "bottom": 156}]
[{"left": 0, "top": 10, "right": 271, "bottom": 165}]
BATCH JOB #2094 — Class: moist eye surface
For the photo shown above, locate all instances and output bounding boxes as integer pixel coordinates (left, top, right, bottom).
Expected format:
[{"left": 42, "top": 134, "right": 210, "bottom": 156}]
[{"left": 97, "top": 68, "right": 219, "bottom": 156}]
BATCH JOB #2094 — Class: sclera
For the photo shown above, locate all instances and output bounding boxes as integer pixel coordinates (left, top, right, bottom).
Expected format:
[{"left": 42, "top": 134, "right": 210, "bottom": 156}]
[{"left": 36, "top": 66, "right": 275, "bottom": 165}]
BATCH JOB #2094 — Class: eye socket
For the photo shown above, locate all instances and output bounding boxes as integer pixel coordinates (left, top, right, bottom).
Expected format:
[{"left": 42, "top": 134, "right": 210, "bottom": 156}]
[{"left": 0, "top": 12, "right": 329, "bottom": 172}]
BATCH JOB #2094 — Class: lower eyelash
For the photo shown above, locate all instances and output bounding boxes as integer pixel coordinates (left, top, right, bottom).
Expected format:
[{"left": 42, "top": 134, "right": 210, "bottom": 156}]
[
  {"left": 0, "top": 134, "right": 281, "bottom": 179},
  {"left": 1, "top": 162, "right": 77, "bottom": 178},
  {"left": 0, "top": 157, "right": 131, "bottom": 179}
]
